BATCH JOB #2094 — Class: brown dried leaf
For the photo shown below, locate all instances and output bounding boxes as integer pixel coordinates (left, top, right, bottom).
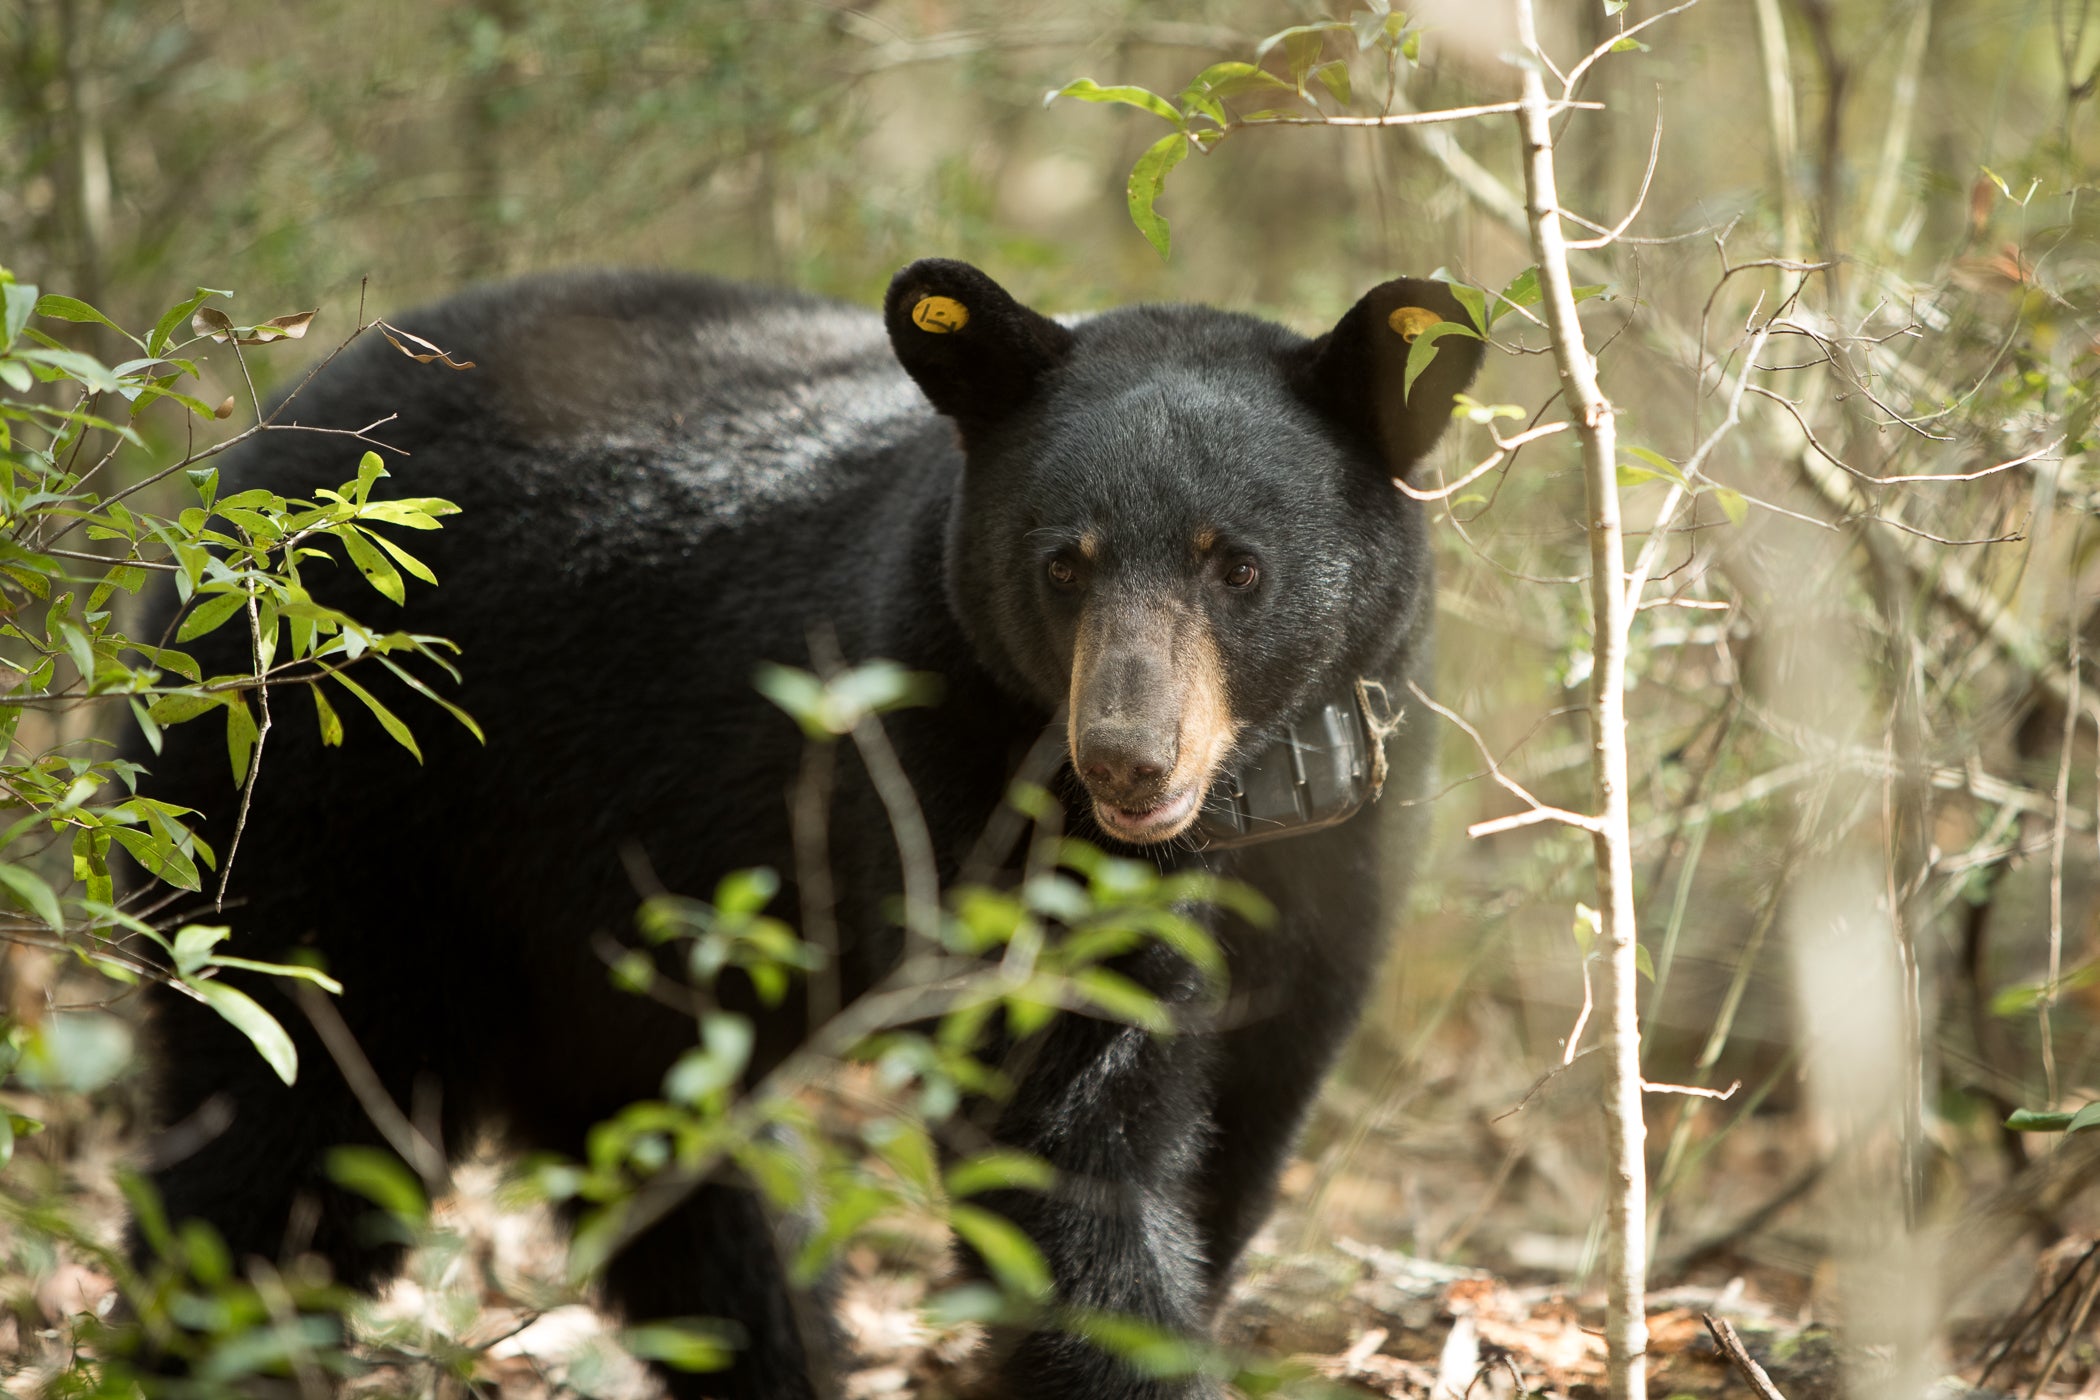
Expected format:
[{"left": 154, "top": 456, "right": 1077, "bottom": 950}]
[
  {"left": 191, "top": 306, "right": 236, "bottom": 341},
  {"left": 191, "top": 307, "right": 316, "bottom": 346},
  {"left": 251, "top": 310, "right": 316, "bottom": 342},
  {"left": 378, "top": 321, "right": 476, "bottom": 371},
  {"left": 213, "top": 395, "right": 235, "bottom": 420}
]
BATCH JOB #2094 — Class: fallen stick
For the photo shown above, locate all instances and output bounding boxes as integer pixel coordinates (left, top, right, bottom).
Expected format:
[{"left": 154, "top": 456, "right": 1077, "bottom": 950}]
[{"left": 1700, "top": 1314, "right": 1788, "bottom": 1400}]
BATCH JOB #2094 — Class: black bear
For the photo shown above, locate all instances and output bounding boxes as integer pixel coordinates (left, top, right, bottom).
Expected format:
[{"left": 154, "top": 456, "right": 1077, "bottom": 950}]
[{"left": 133, "top": 260, "right": 1481, "bottom": 1398}]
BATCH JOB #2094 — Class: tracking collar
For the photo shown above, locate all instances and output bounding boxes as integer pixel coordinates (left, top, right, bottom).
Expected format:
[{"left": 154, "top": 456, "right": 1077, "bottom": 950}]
[{"left": 1191, "top": 679, "right": 1399, "bottom": 849}]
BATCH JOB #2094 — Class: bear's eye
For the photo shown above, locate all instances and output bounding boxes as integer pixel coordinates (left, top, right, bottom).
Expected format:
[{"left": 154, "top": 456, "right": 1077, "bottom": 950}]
[
  {"left": 1046, "top": 557, "right": 1079, "bottom": 590},
  {"left": 1224, "top": 559, "right": 1260, "bottom": 590}
]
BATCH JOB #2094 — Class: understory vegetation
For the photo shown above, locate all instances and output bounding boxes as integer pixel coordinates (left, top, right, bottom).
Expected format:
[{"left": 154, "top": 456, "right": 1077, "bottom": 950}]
[{"left": 2, "top": 0, "right": 2099, "bottom": 1396}]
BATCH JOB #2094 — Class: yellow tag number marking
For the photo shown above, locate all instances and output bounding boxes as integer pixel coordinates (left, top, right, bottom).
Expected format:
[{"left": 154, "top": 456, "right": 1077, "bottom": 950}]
[
  {"left": 912, "top": 296, "right": 969, "bottom": 334},
  {"left": 1387, "top": 305, "right": 1443, "bottom": 342}
]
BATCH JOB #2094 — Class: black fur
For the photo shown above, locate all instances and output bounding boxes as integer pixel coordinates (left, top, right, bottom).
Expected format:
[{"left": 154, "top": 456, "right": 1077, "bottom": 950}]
[{"left": 130, "top": 263, "right": 1480, "bottom": 1398}]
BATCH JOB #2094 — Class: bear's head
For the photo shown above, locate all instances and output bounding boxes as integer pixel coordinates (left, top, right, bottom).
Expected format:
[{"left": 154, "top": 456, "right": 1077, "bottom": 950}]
[{"left": 885, "top": 259, "right": 1481, "bottom": 847}]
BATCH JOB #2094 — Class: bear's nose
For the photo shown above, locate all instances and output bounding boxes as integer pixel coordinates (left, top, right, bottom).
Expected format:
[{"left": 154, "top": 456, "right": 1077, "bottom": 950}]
[{"left": 1077, "top": 729, "right": 1174, "bottom": 806}]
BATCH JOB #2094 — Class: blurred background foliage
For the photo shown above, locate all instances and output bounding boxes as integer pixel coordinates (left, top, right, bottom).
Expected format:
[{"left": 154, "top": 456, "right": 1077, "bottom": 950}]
[{"left": 5, "top": 0, "right": 2100, "bottom": 1391}]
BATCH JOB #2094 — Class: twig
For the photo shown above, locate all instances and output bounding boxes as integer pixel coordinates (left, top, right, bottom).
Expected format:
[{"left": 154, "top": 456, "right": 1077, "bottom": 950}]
[
  {"left": 1642, "top": 1078, "right": 1739, "bottom": 1100},
  {"left": 1393, "top": 422, "right": 1569, "bottom": 503},
  {"left": 1406, "top": 681, "right": 1602, "bottom": 836},
  {"left": 1977, "top": 1239, "right": 2100, "bottom": 1388},
  {"left": 1568, "top": 91, "right": 1664, "bottom": 250},
  {"left": 2044, "top": 545, "right": 2083, "bottom": 1105},
  {"left": 292, "top": 982, "right": 449, "bottom": 1192},
  {"left": 2029, "top": 1251, "right": 2100, "bottom": 1400},
  {"left": 1700, "top": 1315, "right": 1788, "bottom": 1400},
  {"left": 1213, "top": 97, "right": 1603, "bottom": 133},
  {"left": 212, "top": 581, "right": 273, "bottom": 910},
  {"left": 1560, "top": 0, "right": 1705, "bottom": 100}
]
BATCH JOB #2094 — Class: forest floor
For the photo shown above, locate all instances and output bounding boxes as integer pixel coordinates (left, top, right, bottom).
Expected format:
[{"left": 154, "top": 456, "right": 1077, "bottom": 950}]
[{"left": 0, "top": 1053, "right": 2088, "bottom": 1400}]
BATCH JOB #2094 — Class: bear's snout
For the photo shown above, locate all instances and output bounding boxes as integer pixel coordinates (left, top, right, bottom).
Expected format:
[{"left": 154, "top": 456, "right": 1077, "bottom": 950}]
[{"left": 1066, "top": 593, "right": 1238, "bottom": 843}]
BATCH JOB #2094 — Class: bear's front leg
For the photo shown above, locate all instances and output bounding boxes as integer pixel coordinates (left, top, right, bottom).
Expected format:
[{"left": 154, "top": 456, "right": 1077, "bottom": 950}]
[{"left": 969, "top": 945, "right": 1224, "bottom": 1400}]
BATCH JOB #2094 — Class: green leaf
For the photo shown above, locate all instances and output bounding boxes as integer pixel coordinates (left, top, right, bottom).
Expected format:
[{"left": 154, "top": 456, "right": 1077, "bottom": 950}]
[
  {"left": 1176, "top": 62, "right": 1292, "bottom": 123},
  {"left": 172, "top": 924, "right": 230, "bottom": 976},
  {"left": 0, "top": 862, "right": 63, "bottom": 932},
  {"left": 867, "top": 1116, "right": 941, "bottom": 1198},
  {"left": 352, "top": 449, "right": 387, "bottom": 503},
  {"left": 327, "top": 1145, "right": 427, "bottom": 1220},
  {"left": 331, "top": 673, "right": 422, "bottom": 762},
  {"left": 204, "top": 955, "right": 342, "bottom": 993},
  {"left": 663, "top": 1013, "right": 754, "bottom": 1103},
  {"left": 1624, "top": 447, "right": 1686, "bottom": 484},
  {"left": 193, "top": 979, "right": 298, "bottom": 1084},
  {"left": 1311, "top": 59, "right": 1351, "bottom": 105},
  {"left": 372, "top": 654, "right": 484, "bottom": 743},
  {"left": 716, "top": 866, "right": 780, "bottom": 916},
  {"left": 1127, "top": 132, "right": 1191, "bottom": 261},
  {"left": 2074, "top": 1102, "right": 2100, "bottom": 1135},
  {"left": 1401, "top": 320, "right": 1482, "bottom": 403},
  {"left": 945, "top": 1151, "right": 1056, "bottom": 1199},
  {"left": 1610, "top": 35, "right": 1650, "bottom": 52},
  {"left": 148, "top": 288, "right": 230, "bottom": 357},
  {"left": 12, "top": 346, "right": 121, "bottom": 394},
  {"left": 336, "top": 525, "right": 405, "bottom": 604},
  {"left": 2007, "top": 1108, "right": 2076, "bottom": 1132},
  {"left": 1490, "top": 267, "right": 1543, "bottom": 327},
  {"left": 1072, "top": 967, "right": 1172, "bottom": 1032},
  {"left": 1046, "top": 79, "right": 1183, "bottom": 126},
  {"left": 312, "top": 684, "right": 344, "bottom": 746},
  {"left": 1634, "top": 943, "right": 1655, "bottom": 982},
  {"left": 1710, "top": 488, "right": 1748, "bottom": 526},
  {"left": 18, "top": 1013, "right": 132, "bottom": 1093},
  {"left": 1443, "top": 280, "right": 1490, "bottom": 335},
  {"left": 1255, "top": 22, "right": 1348, "bottom": 75},
  {"left": 35, "top": 294, "right": 128, "bottom": 339},
  {"left": 111, "top": 826, "right": 201, "bottom": 891},
  {"left": 1451, "top": 393, "right": 1525, "bottom": 424},
  {"left": 365, "top": 529, "right": 437, "bottom": 586},
  {"left": 2, "top": 282, "right": 37, "bottom": 351},
  {"left": 226, "top": 693, "right": 260, "bottom": 785},
  {"left": 623, "top": 1322, "right": 737, "bottom": 1374},
  {"left": 949, "top": 1203, "right": 1054, "bottom": 1301},
  {"left": 149, "top": 690, "right": 222, "bottom": 726},
  {"left": 177, "top": 591, "right": 248, "bottom": 643}
]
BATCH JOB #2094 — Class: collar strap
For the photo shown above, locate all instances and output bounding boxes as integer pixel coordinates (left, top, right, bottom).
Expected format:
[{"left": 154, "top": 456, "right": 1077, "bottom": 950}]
[{"left": 1192, "top": 679, "right": 1398, "bottom": 849}]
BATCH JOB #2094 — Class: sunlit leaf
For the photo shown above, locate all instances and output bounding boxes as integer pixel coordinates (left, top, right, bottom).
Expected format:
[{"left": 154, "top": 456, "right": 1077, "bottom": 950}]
[
  {"left": 1127, "top": 132, "right": 1191, "bottom": 260},
  {"left": 331, "top": 673, "right": 423, "bottom": 762},
  {"left": 0, "top": 862, "right": 63, "bottom": 931},
  {"left": 1401, "top": 320, "right": 1482, "bottom": 403},
  {"left": 193, "top": 979, "right": 297, "bottom": 1084},
  {"left": 327, "top": 1145, "right": 427, "bottom": 1220},
  {"left": 1046, "top": 79, "right": 1183, "bottom": 126},
  {"left": 950, "top": 1203, "right": 1054, "bottom": 1301}
]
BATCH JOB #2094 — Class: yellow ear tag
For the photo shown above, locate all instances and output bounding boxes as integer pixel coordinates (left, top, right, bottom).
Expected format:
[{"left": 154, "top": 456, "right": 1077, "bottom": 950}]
[
  {"left": 911, "top": 295, "right": 969, "bottom": 334},
  {"left": 1387, "top": 305, "right": 1443, "bottom": 342}
]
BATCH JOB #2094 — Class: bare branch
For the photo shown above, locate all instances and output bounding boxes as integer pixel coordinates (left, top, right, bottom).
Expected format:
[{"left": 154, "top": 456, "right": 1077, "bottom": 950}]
[
  {"left": 1568, "top": 91, "right": 1664, "bottom": 250},
  {"left": 1393, "top": 421, "right": 1569, "bottom": 502},
  {"left": 1407, "top": 681, "right": 1603, "bottom": 837}
]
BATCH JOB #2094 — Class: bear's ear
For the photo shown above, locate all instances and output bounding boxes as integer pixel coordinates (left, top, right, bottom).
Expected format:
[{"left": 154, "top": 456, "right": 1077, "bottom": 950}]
[
  {"left": 884, "top": 259, "right": 1074, "bottom": 440},
  {"left": 1290, "top": 277, "right": 1486, "bottom": 480}
]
